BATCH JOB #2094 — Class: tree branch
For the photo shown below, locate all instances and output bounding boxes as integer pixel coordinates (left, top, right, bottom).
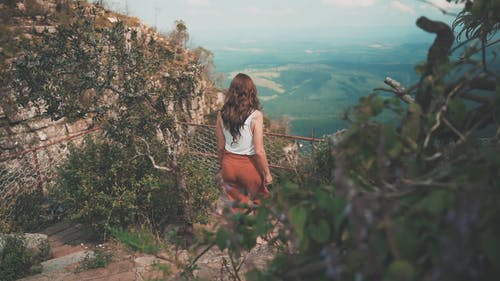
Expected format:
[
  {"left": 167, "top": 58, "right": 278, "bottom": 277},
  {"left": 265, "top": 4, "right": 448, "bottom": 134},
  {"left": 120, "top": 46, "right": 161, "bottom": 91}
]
[
  {"left": 381, "top": 77, "right": 415, "bottom": 104},
  {"left": 424, "top": 80, "right": 466, "bottom": 148},
  {"left": 184, "top": 241, "right": 216, "bottom": 273},
  {"left": 416, "top": 16, "right": 455, "bottom": 112},
  {"left": 136, "top": 136, "right": 172, "bottom": 171},
  {"left": 424, "top": 109, "right": 443, "bottom": 148}
]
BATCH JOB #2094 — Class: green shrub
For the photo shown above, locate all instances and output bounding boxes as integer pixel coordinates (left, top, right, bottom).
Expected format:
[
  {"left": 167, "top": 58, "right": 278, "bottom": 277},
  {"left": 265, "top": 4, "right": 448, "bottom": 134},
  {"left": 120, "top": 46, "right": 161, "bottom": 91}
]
[
  {"left": 9, "top": 189, "right": 46, "bottom": 231},
  {"left": 9, "top": 0, "right": 214, "bottom": 241},
  {"left": 56, "top": 138, "right": 182, "bottom": 239},
  {"left": 0, "top": 188, "right": 55, "bottom": 233},
  {"left": 180, "top": 155, "right": 221, "bottom": 224},
  {"left": 0, "top": 236, "right": 38, "bottom": 281}
]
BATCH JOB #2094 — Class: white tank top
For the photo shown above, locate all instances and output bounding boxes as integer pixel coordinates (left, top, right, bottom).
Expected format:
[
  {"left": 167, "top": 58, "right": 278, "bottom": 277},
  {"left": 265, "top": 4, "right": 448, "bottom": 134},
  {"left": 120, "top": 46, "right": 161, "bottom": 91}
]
[{"left": 222, "top": 111, "right": 257, "bottom": 155}]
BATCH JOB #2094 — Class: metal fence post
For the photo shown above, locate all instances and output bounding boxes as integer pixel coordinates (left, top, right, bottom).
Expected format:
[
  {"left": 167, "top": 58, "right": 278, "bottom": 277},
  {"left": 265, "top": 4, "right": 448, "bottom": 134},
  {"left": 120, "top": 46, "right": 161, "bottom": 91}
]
[{"left": 32, "top": 148, "right": 44, "bottom": 192}]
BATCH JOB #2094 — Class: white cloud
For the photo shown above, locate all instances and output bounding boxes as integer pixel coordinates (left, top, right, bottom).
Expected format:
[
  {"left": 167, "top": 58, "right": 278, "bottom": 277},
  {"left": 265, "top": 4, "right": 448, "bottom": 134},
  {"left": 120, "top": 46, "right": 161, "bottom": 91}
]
[
  {"left": 304, "top": 49, "right": 336, "bottom": 54},
  {"left": 320, "top": 0, "right": 376, "bottom": 8},
  {"left": 428, "top": 0, "right": 463, "bottom": 10},
  {"left": 417, "top": 0, "right": 463, "bottom": 12},
  {"left": 391, "top": 1, "right": 414, "bottom": 14},
  {"left": 187, "top": 0, "right": 210, "bottom": 7},
  {"left": 368, "top": 43, "right": 393, "bottom": 49}
]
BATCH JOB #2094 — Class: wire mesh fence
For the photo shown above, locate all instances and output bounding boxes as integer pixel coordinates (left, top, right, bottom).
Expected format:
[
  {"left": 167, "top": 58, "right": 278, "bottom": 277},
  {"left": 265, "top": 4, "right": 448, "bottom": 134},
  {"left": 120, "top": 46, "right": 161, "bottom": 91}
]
[
  {"left": 180, "top": 122, "right": 325, "bottom": 174},
  {"left": 0, "top": 123, "right": 324, "bottom": 223},
  {"left": 0, "top": 129, "right": 101, "bottom": 217}
]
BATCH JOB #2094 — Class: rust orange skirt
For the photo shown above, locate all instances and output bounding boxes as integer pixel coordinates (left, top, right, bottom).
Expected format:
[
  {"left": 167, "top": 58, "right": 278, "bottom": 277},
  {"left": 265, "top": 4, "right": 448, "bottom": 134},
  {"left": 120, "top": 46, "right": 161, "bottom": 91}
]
[{"left": 221, "top": 152, "right": 269, "bottom": 212}]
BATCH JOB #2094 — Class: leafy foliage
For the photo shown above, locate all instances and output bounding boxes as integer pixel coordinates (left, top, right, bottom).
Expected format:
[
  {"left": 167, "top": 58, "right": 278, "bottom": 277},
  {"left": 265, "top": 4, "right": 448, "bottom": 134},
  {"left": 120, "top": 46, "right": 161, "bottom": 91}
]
[
  {"left": 8, "top": 1, "right": 216, "bottom": 238},
  {"left": 0, "top": 189, "right": 46, "bottom": 232},
  {"left": 169, "top": 20, "right": 189, "bottom": 49},
  {"left": 180, "top": 155, "right": 221, "bottom": 224},
  {"left": 13, "top": 2, "right": 174, "bottom": 124},
  {"left": 56, "top": 138, "right": 182, "bottom": 238},
  {"left": 452, "top": 0, "right": 500, "bottom": 40},
  {"left": 0, "top": 235, "right": 44, "bottom": 281},
  {"left": 196, "top": 1, "right": 500, "bottom": 280},
  {"left": 56, "top": 139, "right": 219, "bottom": 240}
]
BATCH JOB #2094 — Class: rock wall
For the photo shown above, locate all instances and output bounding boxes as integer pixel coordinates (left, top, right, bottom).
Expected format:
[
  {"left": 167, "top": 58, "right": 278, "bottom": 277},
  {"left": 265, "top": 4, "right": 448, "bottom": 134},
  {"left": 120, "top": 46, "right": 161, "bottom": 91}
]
[
  {"left": 0, "top": 0, "right": 219, "bottom": 159},
  {"left": 0, "top": 0, "right": 220, "bottom": 200},
  {"left": 0, "top": 76, "right": 215, "bottom": 160},
  {"left": 0, "top": 109, "right": 93, "bottom": 159}
]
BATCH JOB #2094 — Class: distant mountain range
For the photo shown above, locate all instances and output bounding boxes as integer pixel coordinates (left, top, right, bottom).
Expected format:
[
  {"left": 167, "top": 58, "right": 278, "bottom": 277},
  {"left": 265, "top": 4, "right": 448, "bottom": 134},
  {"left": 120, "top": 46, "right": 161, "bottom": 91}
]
[{"left": 213, "top": 41, "right": 431, "bottom": 136}]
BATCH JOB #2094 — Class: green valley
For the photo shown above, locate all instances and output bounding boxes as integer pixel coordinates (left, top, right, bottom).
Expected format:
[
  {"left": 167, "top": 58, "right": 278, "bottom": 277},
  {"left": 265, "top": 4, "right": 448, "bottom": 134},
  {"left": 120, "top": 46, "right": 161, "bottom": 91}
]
[{"left": 212, "top": 42, "right": 429, "bottom": 136}]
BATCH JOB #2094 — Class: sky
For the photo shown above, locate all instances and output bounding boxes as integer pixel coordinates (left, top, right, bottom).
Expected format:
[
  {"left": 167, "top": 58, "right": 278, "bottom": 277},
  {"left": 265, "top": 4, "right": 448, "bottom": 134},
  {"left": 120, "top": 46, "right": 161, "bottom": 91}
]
[{"left": 104, "top": 0, "right": 463, "bottom": 48}]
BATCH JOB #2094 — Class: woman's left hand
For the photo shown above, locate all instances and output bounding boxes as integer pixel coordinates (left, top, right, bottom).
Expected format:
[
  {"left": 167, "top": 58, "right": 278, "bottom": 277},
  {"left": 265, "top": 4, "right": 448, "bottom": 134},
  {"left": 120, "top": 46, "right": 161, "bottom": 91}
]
[{"left": 264, "top": 173, "right": 273, "bottom": 185}]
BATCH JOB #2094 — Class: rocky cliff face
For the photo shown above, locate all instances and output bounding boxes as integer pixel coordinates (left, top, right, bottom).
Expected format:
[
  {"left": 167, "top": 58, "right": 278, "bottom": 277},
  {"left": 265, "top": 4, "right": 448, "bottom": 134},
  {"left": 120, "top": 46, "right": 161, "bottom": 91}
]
[{"left": 0, "top": 0, "right": 219, "bottom": 159}]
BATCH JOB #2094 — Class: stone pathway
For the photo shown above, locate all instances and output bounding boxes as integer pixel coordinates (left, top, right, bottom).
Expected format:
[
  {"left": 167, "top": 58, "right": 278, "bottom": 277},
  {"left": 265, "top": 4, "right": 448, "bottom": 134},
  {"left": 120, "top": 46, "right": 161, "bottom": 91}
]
[
  {"left": 18, "top": 221, "right": 171, "bottom": 281},
  {"left": 17, "top": 220, "right": 276, "bottom": 280}
]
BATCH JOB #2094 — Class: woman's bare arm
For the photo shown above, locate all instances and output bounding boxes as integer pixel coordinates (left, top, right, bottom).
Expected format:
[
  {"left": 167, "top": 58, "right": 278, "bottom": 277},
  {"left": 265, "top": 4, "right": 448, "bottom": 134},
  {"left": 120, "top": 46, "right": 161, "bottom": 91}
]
[
  {"left": 252, "top": 111, "right": 273, "bottom": 184},
  {"left": 216, "top": 112, "right": 225, "bottom": 166}
]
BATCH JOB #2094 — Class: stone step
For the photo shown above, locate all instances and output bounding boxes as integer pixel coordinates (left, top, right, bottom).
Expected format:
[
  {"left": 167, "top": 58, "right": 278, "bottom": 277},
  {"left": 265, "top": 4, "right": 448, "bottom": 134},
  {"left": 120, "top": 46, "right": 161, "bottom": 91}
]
[
  {"left": 40, "top": 221, "right": 73, "bottom": 236},
  {"left": 48, "top": 224, "right": 86, "bottom": 242},
  {"left": 41, "top": 250, "right": 95, "bottom": 273},
  {"left": 43, "top": 221, "right": 95, "bottom": 246}
]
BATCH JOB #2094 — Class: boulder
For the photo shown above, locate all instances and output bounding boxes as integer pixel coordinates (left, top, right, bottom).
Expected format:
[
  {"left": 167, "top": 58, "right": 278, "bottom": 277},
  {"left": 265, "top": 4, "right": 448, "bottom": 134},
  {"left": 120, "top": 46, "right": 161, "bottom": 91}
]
[{"left": 0, "top": 233, "right": 49, "bottom": 258}]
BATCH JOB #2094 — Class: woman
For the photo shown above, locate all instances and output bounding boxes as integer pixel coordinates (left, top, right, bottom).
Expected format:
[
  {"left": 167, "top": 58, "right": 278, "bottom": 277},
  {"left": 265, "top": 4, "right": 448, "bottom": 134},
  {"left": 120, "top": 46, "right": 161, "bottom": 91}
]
[{"left": 216, "top": 73, "right": 273, "bottom": 212}]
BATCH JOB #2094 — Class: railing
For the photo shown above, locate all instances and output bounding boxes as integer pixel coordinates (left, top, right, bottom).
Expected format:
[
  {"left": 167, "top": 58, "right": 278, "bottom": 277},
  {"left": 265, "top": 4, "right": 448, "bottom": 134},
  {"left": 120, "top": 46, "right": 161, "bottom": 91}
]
[
  {"left": 180, "top": 122, "right": 325, "bottom": 173},
  {"left": 0, "top": 123, "right": 324, "bottom": 219},
  {"left": 0, "top": 128, "right": 101, "bottom": 218}
]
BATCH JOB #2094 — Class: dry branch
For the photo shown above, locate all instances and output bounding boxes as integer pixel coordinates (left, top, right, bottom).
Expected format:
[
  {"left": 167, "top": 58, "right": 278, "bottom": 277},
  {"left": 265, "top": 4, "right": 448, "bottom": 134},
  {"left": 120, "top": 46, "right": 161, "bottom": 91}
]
[
  {"left": 136, "top": 136, "right": 172, "bottom": 171},
  {"left": 383, "top": 77, "right": 415, "bottom": 104}
]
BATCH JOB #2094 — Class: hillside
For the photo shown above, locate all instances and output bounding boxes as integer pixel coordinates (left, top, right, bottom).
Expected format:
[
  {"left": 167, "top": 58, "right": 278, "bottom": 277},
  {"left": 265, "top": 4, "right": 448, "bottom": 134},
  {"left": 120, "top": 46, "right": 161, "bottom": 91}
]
[
  {"left": 0, "top": 0, "right": 224, "bottom": 246},
  {"left": 213, "top": 42, "right": 429, "bottom": 136},
  {"left": 0, "top": 0, "right": 220, "bottom": 157}
]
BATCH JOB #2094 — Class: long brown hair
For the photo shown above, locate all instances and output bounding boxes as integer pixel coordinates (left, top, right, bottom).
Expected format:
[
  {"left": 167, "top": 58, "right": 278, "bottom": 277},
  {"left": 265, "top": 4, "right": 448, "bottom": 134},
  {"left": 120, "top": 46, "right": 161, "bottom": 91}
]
[{"left": 221, "top": 73, "right": 262, "bottom": 142}]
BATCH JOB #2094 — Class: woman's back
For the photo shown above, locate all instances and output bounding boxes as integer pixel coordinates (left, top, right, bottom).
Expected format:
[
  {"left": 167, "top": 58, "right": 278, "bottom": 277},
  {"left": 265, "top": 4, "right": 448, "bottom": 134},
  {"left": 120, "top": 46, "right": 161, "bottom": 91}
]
[{"left": 222, "top": 110, "right": 258, "bottom": 155}]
